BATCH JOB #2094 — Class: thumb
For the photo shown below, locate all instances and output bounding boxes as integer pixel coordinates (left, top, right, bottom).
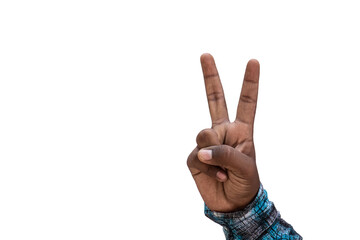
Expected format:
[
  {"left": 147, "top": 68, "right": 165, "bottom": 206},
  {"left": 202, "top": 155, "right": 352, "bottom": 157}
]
[{"left": 197, "top": 145, "right": 253, "bottom": 172}]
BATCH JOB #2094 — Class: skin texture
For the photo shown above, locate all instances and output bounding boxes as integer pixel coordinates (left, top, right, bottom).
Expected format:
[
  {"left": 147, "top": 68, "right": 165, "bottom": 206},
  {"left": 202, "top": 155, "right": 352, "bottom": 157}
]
[{"left": 187, "top": 53, "right": 261, "bottom": 212}]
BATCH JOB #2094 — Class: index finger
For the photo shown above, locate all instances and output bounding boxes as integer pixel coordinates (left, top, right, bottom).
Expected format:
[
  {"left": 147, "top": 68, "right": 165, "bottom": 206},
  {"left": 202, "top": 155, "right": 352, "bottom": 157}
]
[
  {"left": 235, "top": 59, "right": 260, "bottom": 124},
  {"left": 200, "top": 53, "right": 229, "bottom": 126}
]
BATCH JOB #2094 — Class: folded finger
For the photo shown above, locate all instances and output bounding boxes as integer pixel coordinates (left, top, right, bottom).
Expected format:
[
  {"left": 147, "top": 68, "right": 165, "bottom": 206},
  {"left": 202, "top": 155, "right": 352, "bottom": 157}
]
[{"left": 187, "top": 147, "right": 228, "bottom": 182}]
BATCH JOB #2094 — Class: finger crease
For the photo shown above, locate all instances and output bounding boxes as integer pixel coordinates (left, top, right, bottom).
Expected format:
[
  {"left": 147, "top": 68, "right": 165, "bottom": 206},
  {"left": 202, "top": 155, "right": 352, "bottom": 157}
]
[
  {"left": 204, "top": 73, "right": 219, "bottom": 79},
  {"left": 240, "top": 95, "right": 255, "bottom": 103},
  {"left": 207, "top": 91, "right": 224, "bottom": 102}
]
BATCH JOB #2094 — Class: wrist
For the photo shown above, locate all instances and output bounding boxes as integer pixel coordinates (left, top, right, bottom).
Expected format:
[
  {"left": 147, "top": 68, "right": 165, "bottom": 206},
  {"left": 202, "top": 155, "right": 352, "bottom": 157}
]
[{"left": 204, "top": 184, "right": 279, "bottom": 239}]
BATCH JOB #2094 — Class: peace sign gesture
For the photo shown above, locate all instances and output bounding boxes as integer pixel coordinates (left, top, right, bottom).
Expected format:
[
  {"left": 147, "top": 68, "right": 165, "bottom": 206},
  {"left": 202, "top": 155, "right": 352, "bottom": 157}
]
[{"left": 187, "top": 54, "right": 261, "bottom": 212}]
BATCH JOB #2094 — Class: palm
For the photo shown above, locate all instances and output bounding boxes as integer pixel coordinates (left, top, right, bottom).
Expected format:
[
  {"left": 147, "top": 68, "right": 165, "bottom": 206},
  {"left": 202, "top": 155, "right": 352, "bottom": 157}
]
[
  {"left": 188, "top": 54, "right": 260, "bottom": 212},
  {"left": 215, "top": 121, "right": 255, "bottom": 158},
  {"left": 193, "top": 122, "right": 258, "bottom": 212}
]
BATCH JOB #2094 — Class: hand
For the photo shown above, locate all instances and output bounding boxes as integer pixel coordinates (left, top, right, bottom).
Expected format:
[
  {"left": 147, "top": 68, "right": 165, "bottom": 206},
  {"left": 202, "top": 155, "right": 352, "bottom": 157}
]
[{"left": 187, "top": 53, "right": 261, "bottom": 212}]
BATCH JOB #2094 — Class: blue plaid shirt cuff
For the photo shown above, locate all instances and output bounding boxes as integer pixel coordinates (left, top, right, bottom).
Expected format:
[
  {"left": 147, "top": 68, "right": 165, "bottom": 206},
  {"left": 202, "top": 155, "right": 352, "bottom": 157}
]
[{"left": 204, "top": 184, "right": 301, "bottom": 240}]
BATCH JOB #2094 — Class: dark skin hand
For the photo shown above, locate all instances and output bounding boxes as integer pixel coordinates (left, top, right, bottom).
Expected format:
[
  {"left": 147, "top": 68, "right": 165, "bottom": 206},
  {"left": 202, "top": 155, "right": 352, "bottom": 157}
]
[{"left": 187, "top": 53, "right": 261, "bottom": 212}]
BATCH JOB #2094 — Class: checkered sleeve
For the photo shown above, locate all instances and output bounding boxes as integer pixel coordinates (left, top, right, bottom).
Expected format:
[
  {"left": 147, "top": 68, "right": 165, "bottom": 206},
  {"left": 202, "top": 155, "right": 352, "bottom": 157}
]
[{"left": 204, "top": 184, "right": 302, "bottom": 240}]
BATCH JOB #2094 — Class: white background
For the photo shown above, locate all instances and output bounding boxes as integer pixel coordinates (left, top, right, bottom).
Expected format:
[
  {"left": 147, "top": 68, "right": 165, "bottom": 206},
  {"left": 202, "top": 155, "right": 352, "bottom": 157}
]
[{"left": 1, "top": 1, "right": 359, "bottom": 239}]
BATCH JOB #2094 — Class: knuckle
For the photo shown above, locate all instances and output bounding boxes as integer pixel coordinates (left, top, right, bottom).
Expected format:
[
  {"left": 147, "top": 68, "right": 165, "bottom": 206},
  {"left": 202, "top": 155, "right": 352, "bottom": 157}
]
[
  {"left": 186, "top": 154, "right": 194, "bottom": 168},
  {"left": 186, "top": 149, "right": 198, "bottom": 168},
  {"left": 196, "top": 128, "right": 212, "bottom": 146},
  {"left": 196, "top": 128, "right": 219, "bottom": 148}
]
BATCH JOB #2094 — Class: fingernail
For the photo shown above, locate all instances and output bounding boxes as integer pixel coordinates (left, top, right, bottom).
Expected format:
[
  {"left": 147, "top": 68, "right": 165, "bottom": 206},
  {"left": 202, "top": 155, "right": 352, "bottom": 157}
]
[
  {"left": 216, "top": 171, "right": 227, "bottom": 181},
  {"left": 198, "top": 149, "right": 212, "bottom": 161}
]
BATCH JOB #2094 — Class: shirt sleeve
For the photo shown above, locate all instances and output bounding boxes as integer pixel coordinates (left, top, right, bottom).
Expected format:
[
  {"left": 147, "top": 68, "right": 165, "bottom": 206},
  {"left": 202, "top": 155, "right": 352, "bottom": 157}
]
[{"left": 204, "top": 184, "right": 302, "bottom": 240}]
